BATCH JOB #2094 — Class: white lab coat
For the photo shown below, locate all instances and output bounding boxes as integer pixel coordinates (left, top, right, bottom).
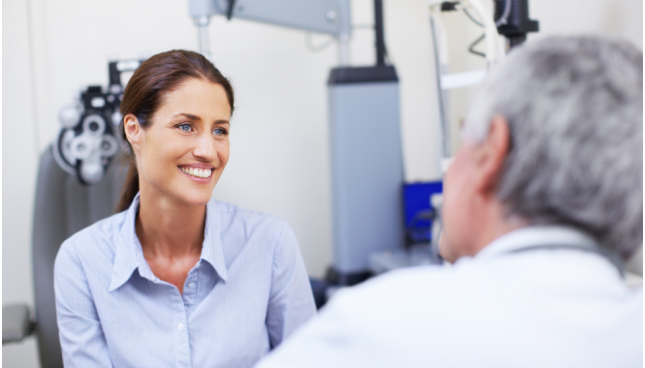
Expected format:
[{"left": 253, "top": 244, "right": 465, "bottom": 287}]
[{"left": 256, "top": 226, "right": 643, "bottom": 368}]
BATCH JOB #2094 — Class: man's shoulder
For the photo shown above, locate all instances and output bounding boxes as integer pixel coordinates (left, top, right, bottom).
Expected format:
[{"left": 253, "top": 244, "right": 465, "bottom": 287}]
[
  {"left": 320, "top": 259, "right": 527, "bottom": 332},
  {"left": 339, "top": 259, "right": 486, "bottom": 300},
  {"left": 325, "top": 265, "right": 461, "bottom": 319},
  {"left": 353, "top": 265, "right": 453, "bottom": 294}
]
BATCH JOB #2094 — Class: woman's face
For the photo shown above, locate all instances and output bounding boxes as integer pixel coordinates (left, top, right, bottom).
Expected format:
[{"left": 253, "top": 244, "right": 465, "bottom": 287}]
[{"left": 125, "top": 77, "right": 232, "bottom": 206}]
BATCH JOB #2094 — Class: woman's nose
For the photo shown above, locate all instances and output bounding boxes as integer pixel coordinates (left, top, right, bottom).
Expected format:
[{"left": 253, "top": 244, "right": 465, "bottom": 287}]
[{"left": 193, "top": 133, "right": 217, "bottom": 161}]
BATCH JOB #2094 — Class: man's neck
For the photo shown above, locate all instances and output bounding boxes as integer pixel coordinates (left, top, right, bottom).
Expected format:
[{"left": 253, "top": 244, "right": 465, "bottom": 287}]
[{"left": 468, "top": 201, "right": 527, "bottom": 257}]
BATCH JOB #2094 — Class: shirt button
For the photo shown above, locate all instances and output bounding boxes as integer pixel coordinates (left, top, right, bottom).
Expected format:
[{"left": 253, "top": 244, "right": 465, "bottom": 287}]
[
  {"left": 188, "top": 282, "right": 196, "bottom": 289},
  {"left": 177, "top": 323, "right": 184, "bottom": 330}
]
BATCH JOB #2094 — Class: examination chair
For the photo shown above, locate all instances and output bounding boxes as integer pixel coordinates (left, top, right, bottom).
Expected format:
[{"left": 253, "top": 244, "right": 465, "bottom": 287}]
[{"left": 2, "top": 145, "right": 128, "bottom": 368}]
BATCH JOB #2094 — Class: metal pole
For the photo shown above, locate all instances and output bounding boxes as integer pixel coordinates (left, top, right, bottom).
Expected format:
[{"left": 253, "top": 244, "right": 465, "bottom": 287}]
[
  {"left": 374, "top": 0, "right": 386, "bottom": 66},
  {"left": 336, "top": 0, "right": 352, "bottom": 67},
  {"left": 429, "top": 16, "right": 450, "bottom": 160},
  {"left": 337, "top": 33, "right": 350, "bottom": 67},
  {"left": 195, "top": 15, "right": 212, "bottom": 62}
]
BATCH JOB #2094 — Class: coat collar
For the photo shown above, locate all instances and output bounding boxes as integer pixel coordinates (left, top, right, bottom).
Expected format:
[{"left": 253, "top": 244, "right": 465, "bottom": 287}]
[{"left": 475, "top": 225, "right": 599, "bottom": 259}]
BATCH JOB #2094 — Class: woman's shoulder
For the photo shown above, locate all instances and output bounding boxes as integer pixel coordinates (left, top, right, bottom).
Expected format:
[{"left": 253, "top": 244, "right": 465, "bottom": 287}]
[
  {"left": 57, "top": 210, "right": 128, "bottom": 263},
  {"left": 208, "top": 199, "right": 304, "bottom": 277},
  {"left": 208, "top": 199, "right": 294, "bottom": 243},
  {"left": 210, "top": 199, "right": 288, "bottom": 227}
]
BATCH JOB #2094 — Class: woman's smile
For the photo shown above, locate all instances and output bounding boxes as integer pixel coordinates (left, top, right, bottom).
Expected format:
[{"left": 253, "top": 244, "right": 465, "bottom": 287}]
[{"left": 178, "top": 165, "right": 215, "bottom": 182}]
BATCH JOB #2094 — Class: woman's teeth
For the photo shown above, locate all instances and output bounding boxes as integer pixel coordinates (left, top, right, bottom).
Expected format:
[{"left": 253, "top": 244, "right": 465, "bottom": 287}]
[{"left": 180, "top": 167, "right": 212, "bottom": 178}]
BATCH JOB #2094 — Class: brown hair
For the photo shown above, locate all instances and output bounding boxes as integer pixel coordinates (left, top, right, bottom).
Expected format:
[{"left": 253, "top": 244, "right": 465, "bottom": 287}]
[{"left": 116, "top": 50, "right": 234, "bottom": 212}]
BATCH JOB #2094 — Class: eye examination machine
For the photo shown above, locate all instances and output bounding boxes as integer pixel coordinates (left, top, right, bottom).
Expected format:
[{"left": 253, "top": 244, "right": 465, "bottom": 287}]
[
  {"left": 188, "top": 0, "right": 407, "bottom": 287},
  {"left": 2, "top": 1, "right": 542, "bottom": 366},
  {"left": 187, "top": 0, "right": 539, "bottom": 291},
  {"left": 53, "top": 61, "right": 141, "bottom": 185}
]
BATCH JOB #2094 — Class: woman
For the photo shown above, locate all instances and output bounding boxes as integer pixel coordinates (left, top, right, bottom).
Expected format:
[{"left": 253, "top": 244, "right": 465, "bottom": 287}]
[{"left": 54, "top": 50, "right": 316, "bottom": 367}]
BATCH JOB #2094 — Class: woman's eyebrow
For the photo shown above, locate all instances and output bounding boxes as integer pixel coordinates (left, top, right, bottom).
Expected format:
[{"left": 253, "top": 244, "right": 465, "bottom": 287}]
[
  {"left": 171, "top": 113, "right": 201, "bottom": 121},
  {"left": 171, "top": 113, "right": 229, "bottom": 125}
]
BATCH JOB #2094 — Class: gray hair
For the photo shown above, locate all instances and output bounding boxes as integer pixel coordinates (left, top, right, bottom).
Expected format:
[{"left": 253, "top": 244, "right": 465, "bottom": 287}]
[{"left": 463, "top": 35, "right": 643, "bottom": 260}]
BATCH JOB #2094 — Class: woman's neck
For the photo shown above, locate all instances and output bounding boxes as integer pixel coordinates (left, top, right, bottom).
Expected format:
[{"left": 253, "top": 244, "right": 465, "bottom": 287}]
[{"left": 136, "top": 188, "right": 206, "bottom": 260}]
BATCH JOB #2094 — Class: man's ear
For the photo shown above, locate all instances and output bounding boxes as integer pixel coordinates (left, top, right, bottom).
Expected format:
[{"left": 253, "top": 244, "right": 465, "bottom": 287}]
[
  {"left": 123, "top": 114, "right": 142, "bottom": 154},
  {"left": 473, "top": 115, "right": 511, "bottom": 196}
]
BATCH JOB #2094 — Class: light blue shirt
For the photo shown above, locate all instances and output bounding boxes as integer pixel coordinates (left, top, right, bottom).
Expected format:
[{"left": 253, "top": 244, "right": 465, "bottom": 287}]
[{"left": 54, "top": 193, "right": 317, "bottom": 368}]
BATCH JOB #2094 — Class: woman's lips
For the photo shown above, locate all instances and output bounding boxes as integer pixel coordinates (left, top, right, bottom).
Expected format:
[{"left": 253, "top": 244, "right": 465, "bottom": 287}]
[{"left": 179, "top": 166, "right": 213, "bottom": 178}]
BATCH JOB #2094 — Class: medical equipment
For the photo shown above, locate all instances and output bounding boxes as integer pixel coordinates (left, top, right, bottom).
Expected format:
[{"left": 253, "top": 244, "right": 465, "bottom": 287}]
[
  {"left": 494, "top": 0, "right": 539, "bottom": 48},
  {"left": 189, "top": 0, "right": 352, "bottom": 65},
  {"left": 430, "top": 0, "right": 538, "bottom": 162},
  {"left": 53, "top": 60, "right": 141, "bottom": 185},
  {"left": 2, "top": 146, "right": 128, "bottom": 368},
  {"left": 189, "top": 0, "right": 406, "bottom": 286},
  {"left": 367, "top": 0, "right": 539, "bottom": 279},
  {"left": 187, "top": 0, "right": 540, "bottom": 291},
  {"left": 3, "top": 62, "right": 138, "bottom": 366}
]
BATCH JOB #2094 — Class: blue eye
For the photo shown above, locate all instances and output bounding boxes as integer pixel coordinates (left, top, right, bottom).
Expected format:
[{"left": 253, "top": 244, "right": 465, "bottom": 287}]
[
  {"left": 213, "top": 128, "right": 229, "bottom": 136},
  {"left": 178, "top": 123, "right": 192, "bottom": 132}
]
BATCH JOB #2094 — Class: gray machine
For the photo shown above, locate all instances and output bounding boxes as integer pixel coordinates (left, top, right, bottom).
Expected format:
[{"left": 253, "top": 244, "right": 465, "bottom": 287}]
[
  {"left": 189, "top": 0, "right": 352, "bottom": 64},
  {"left": 2, "top": 148, "right": 128, "bottom": 368},
  {"left": 189, "top": 0, "right": 405, "bottom": 285},
  {"left": 2, "top": 63, "right": 131, "bottom": 368},
  {"left": 328, "top": 68, "right": 402, "bottom": 282}
]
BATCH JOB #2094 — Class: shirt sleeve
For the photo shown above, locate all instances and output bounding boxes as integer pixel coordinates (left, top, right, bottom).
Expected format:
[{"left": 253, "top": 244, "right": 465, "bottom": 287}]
[
  {"left": 265, "top": 222, "right": 317, "bottom": 349},
  {"left": 54, "top": 239, "right": 113, "bottom": 368}
]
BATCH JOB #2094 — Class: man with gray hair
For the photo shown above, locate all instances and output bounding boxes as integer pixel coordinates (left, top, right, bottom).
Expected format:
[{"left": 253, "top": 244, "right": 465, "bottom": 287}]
[{"left": 256, "top": 35, "right": 643, "bottom": 367}]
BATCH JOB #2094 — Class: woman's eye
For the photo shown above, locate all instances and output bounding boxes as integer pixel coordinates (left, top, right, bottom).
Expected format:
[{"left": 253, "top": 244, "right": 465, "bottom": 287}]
[
  {"left": 213, "top": 128, "right": 229, "bottom": 136},
  {"left": 178, "top": 123, "right": 192, "bottom": 132}
]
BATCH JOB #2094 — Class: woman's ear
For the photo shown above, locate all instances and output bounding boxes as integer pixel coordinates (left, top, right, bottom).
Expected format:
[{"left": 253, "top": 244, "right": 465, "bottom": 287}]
[{"left": 123, "top": 114, "right": 142, "bottom": 154}]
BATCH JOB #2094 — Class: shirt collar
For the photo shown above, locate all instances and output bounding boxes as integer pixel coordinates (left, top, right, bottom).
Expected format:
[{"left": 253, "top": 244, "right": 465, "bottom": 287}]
[
  {"left": 475, "top": 225, "right": 599, "bottom": 260},
  {"left": 202, "top": 198, "right": 228, "bottom": 282},
  {"left": 109, "top": 193, "right": 228, "bottom": 292}
]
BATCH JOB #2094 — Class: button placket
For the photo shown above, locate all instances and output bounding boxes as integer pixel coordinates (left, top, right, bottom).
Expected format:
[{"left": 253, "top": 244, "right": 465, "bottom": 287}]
[
  {"left": 183, "top": 268, "right": 200, "bottom": 306},
  {"left": 172, "top": 290, "right": 191, "bottom": 368}
]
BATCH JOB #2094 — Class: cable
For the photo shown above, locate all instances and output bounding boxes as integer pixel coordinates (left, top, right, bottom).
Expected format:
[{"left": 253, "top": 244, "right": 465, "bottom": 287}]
[
  {"left": 305, "top": 24, "right": 376, "bottom": 54},
  {"left": 462, "top": 0, "right": 511, "bottom": 28},
  {"left": 463, "top": 7, "right": 484, "bottom": 28},
  {"left": 495, "top": 0, "right": 512, "bottom": 27},
  {"left": 305, "top": 33, "right": 334, "bottom": 52},
  {"left": 468, "top": 33, "right": 486, "bottom": 58},
  {"left": 461, "top": 0, "right": 511, "bottom": 59}
]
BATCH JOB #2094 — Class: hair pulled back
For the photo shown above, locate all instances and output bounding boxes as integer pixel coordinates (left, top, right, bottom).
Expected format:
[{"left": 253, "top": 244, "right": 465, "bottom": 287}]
[{"left": 117, "top": 50, "right": 234, "bottom": 212}]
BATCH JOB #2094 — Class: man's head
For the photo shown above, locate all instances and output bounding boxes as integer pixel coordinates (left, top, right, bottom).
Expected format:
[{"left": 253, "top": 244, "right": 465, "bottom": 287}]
[{"left": 440, "top": 35, "right": 643, "bottom": 263}]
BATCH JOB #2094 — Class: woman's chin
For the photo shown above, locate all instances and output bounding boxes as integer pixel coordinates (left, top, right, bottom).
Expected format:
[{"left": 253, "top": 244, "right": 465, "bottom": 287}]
[
  {"left": 168, "top": 188, "right": 213, "bottom": 207},
  {"left": 146, "top": 177, "right": 216, "bottom": 206}
]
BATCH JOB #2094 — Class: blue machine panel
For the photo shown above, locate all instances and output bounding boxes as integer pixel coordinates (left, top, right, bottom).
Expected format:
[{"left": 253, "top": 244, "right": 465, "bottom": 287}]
[{"left": 403, "top": 181, "right": 443, "bottom": 244}]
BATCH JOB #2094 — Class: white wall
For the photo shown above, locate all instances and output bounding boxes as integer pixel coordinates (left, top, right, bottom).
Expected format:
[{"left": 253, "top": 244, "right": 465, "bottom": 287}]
[
  {"left": 3, "top": 0, "right": 642, "bottom": 367},
  {"left": 3, "top": 0, "right": 42, "bottom": 365}
]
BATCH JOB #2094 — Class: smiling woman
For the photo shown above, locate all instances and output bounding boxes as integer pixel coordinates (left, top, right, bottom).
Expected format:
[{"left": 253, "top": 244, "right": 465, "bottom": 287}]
[
  {"left": 53, "top": 50, "right": 317, "bottom": 368},
  {"left": 117, "top": 50, "right": 235, "bottom": 210}
]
